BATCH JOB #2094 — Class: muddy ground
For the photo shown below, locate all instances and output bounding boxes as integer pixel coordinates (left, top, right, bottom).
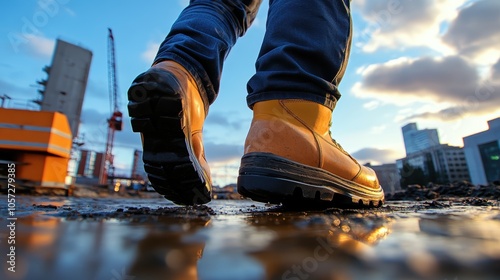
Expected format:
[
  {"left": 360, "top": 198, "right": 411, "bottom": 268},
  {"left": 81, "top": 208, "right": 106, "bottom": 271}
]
[{"left": 0, "top": 183, "right": 499, "bottom": 280}]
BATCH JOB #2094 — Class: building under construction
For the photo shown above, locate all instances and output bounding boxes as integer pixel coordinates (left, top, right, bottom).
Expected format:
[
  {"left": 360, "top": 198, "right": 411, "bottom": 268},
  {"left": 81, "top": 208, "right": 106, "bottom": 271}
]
[
  {"left": 38, "top": 39, "right": 93, "bottom": 138},
  {"left": 0, "top": 39, "right": 92, "bottom": 192}
]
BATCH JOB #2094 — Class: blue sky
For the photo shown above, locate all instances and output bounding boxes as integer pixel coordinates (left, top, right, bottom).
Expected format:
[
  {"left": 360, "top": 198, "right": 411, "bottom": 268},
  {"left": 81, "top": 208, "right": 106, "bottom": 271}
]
[{"left": 2, "top": 0, "right": 500, "bottom": 186}]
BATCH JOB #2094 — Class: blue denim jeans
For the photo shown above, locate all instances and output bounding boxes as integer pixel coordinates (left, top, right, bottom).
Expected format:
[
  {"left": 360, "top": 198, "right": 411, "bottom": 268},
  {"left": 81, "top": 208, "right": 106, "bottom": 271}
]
[{"left": 155, "top": 0, "right": 351, "bottom": 111}]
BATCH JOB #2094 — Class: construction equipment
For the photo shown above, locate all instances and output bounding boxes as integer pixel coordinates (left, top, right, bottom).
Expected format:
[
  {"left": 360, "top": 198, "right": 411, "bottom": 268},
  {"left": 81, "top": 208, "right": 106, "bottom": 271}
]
[{"left": 99, "top": 28, "right": 122, "bottom": 185}]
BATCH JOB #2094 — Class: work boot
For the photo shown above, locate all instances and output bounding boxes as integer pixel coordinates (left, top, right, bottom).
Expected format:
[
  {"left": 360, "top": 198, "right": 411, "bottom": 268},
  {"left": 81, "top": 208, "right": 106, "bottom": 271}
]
[
  {"left": 127, "top": 61, "right": 212, "bottom": 205},
  {"left": 237, "top": 100, "right": 384, "bottom": 208}
]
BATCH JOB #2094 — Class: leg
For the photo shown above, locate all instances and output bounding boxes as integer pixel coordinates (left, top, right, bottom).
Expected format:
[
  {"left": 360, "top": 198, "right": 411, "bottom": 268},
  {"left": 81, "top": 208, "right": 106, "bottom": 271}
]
[
  {"left": 238, "top": 0, "right": 385, "bottom": 208},
  {"left": 246, "top": 0, "right": 351, "bottom": 109},
  {"left": 128, "top": 0, "right": 262, "bottom": 205},
  {"left": 156, "top": 0, "right": 262, "bottom": 112}
]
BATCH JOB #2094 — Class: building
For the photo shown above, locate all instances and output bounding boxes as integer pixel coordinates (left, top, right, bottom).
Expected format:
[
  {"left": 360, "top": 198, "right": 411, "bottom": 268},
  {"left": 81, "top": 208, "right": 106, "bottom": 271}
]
[
  {"left": 397, "top": 144, "right": 470, "bottom": 185},
  {"left": 0, "top": 108, "right": 72, "bottom": 190},
  {"left": 77, "top": 150, "right": 104, "bottom": 178},
  {"left": 402, "top": 123, "right": 440, "bottom": 155},
  {"left": 397, "top": 122, "right": 470, "bottom": 186},
  {"left": 38, "top": 39, "right": 92, "bottom": 138},
  {"left": 367, "top": 163, "right": 401, "bottom": 194},
  {"left": 131, "top": 150, "right": 147, "bottom": 181},
  {"left": 463, "top": 117, "right": 500, "bottom": 185}
]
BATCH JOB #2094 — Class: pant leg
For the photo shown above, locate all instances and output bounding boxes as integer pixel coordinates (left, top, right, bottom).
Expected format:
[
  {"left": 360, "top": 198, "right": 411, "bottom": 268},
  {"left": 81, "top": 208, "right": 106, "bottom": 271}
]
[
  {"left": 155, "top": 0, "right": 262, "bottom": 111},
  {"left": 247, "top": 0, "right": 352, "bottom": 110}
]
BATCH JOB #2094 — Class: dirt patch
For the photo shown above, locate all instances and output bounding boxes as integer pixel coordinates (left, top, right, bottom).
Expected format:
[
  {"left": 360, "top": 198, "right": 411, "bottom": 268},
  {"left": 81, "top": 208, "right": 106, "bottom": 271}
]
[
  {"left": 386, "top": 181, "right": 500, "bottom": 202},
  {"left": 31, "top": 203, "right": 216, "bottom": 221}
]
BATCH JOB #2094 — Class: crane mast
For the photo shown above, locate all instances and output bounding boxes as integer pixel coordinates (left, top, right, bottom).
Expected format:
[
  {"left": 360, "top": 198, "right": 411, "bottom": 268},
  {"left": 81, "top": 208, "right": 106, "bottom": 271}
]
[{"left": 99, "top": 28, "right": 122, "bottom": 186}]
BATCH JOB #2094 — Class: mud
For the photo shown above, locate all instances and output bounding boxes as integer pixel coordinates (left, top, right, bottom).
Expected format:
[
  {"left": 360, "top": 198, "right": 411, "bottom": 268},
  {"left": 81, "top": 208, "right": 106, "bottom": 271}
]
[
  {"left": 1, "top": 195, "right": 499, "bottom": 280},
  {"left": 386, "top": 181, "right": 500, "bottom": 201}
]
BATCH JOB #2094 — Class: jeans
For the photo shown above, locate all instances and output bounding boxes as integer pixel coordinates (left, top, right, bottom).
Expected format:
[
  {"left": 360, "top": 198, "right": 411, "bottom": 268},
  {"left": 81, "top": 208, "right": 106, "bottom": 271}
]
[{"left": 155, "top": 0, "right": 352, "bottom": 111}]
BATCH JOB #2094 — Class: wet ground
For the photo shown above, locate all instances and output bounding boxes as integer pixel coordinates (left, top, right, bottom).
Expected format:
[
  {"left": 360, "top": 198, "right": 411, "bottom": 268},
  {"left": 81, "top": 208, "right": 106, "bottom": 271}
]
[{"left": 1, "top": 195, "right": 499, "bottom": 280}]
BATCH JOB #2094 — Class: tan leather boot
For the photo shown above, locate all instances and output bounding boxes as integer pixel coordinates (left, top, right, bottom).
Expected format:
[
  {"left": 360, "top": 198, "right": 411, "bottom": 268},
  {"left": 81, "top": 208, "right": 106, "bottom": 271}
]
[
  {"left": 128, "top": 61, "right": 211, "bottom": 205},
  {"left": 238, "top": 100, "right": 384, "bottom": 208}
]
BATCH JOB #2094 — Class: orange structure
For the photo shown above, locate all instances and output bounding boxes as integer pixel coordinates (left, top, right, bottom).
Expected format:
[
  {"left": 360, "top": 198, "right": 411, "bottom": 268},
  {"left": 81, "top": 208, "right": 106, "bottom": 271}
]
[{"left": 0, "top": 108, "right": 72, "bottom": 190}]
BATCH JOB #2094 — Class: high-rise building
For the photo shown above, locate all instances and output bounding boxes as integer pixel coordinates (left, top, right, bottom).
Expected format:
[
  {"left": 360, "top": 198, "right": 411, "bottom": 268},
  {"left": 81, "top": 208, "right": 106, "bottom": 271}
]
[
  {"left": 398, "top": 122, "right": 470, "bottom": 186},
  {"left": 463, "top": 117, "right": 500, "bottom": 185},
  {"left": 402, "top": 123, "right": 440, "bottom": 155},
  {"left": 39, "top": 39, "right": 92, "bottom": 138}
]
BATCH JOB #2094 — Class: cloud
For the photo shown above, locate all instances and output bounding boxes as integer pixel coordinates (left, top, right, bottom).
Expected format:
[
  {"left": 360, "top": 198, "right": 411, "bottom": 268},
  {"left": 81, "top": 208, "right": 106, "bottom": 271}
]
[
  {"left": 63, "top": 7, "right": 76, "bottom": 17},
  {"left": 492, "top": 58, "right": 500, "bottom": 81},
  {"left": 351, "top": 1, "right": 500, "bottom": 123},
  {"left": 79, "top": 109, "right": 109, "bottom": 134},
  {"left": 80, "top": 107, "right": 243, "bottom": 163},
  {"left": 353, "top": 55, "right": 479, "bottom": 103},
  {"left": 85, "top": 80, "right": 108, "bottom": 99},
  {"left": 442, "top": 0, "right": 500, "bottom": 63},
  {"left": 405, "top": 58, "right": 500, "bottom": 121},
  {"left": 0, "top": 78, "right": 38, "bottom": 109},
  {"left": 0, "top": 78, "right": 33, "bottom": 96},
  {"left": 353, "top": 0, "right": 465, "bottom": 52},
  {"left": 80, "top": 108, "right": 142, "bottom": 148},
  {"left": 363, "top": 100, "right": 380, "bottom": 110},
  {"left": 352, "top": 147, "right": 403, "bottom": 164},
  {"left": 205, "top": 142, "right": 243, "bottom": 163},
  {"left": 114, "top": 119, "right": 143, "bottom": 150},
  {"left": 23, "top": 34, "right": 55, "bottom": 58},
  {"left": 141, "top": 42, "right": 160, "bottom": 63},
  {"left": 205, "top": 111, "right": 245, "bottom": 130},
  {"left": 370, "top": 125, "right": 387, "bottom": 134},
  {"left": 353, "top": 55, "right": 500, "bottom": 121}
]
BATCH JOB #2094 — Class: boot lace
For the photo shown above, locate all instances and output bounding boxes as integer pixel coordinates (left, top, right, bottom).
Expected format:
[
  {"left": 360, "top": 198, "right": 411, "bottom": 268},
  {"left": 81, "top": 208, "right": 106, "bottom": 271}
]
[{"left": 328, "top": 120, "right": 348, "bottom": 154}]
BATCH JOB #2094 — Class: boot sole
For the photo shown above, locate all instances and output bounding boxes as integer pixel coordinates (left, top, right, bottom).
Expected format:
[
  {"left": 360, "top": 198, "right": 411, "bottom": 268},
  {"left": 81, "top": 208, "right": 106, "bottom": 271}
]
[
  {"left": 237, "top": 153, "right": 384, "bottom": 208},
  {"left": 127, "top": 68, "right": 211, "bottom": 205}
]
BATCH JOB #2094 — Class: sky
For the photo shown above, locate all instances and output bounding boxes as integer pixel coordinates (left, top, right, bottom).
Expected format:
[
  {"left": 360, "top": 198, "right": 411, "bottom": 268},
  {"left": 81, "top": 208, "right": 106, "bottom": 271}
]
[{"left": 2, "top": 0, "right": 500, "bottom": 186}]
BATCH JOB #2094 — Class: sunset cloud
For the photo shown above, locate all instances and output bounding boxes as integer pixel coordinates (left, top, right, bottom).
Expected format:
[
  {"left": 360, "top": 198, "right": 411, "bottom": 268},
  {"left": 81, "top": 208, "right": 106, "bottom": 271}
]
[{"left": 353, "top": 0, "right": 465, "bottom": 53}]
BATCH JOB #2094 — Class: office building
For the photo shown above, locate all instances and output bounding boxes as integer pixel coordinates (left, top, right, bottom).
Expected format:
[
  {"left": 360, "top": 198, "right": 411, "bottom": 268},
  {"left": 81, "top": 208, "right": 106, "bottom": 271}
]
[
  {"left": 402, "top": 123, "right": 440, "bottom": 155},
  {"left": 398, "top": 122, "right": 470, "bottom": 185},
  {"left": 463, "top": 117, "right": 500, "bottom": 185},
  {"left": 397, "top": 144, "right": 470, "bottom": 185}
]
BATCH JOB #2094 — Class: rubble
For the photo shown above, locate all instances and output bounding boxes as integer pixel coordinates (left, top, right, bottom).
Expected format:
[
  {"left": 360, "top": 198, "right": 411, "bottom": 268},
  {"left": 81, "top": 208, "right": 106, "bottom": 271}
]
[{"left": 386, "top": 181, "right": 500, "bottom": 201}]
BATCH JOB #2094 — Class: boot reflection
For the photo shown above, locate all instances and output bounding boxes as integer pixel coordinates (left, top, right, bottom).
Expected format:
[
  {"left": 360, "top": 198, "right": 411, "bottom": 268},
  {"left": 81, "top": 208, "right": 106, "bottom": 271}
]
[
  {"left": 246, "top": 213, "right": 392, "bottom": 280},
  {"left": 327, "top": 214, "right": 391, "bottom": 248},
  {"left": 128, "top": 216, "right": 211, "bottom": 280}
]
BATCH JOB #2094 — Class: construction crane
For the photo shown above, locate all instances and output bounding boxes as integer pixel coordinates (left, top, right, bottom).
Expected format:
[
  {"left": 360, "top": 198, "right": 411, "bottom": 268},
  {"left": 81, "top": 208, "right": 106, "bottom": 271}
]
[{"left": 99, "top": 28, "right": 123, "bottom": 186}]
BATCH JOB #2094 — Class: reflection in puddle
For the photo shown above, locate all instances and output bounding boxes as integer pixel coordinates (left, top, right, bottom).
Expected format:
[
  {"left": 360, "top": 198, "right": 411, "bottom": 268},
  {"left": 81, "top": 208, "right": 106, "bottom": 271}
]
[
  {"left": 243, "top": 213, "right": 392, "bottom": 280},
  {"left": 128, "top": 216, "right": 210, "bottom": 280},
  {"left": 1, "top": 202, "right": 499, "bottom": 280}
]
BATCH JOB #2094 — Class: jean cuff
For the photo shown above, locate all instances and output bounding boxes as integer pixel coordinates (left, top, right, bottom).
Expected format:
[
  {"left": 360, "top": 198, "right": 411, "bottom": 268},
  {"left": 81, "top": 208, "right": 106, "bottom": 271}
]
[{"left": 246, "top": 91, "right": 338, "bottom": 111}]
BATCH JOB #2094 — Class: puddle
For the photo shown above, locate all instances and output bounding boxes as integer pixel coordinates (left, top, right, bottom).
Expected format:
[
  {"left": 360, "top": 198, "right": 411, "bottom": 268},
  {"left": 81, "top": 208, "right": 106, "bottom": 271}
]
[{"left": 0, "top": 196, "right": 499, "bottom": 280}]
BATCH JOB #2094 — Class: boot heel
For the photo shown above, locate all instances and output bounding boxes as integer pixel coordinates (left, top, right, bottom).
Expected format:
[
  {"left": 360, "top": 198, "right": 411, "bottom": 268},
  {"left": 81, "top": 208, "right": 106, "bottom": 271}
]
[{"left": 127, "top": 69, "right": 211, "bottom": 205}]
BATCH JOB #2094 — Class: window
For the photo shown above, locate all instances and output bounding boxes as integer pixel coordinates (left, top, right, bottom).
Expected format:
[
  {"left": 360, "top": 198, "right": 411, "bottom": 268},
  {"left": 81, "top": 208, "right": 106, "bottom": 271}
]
[{"left": 479, "top": 141, "right": 500, "bottom": 183}]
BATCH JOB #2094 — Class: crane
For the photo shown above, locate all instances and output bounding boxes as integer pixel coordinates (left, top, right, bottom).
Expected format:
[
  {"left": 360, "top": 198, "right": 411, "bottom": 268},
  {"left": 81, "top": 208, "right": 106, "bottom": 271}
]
[{"left": 99, "top": 28, "right": 123, "bottom": 186}]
